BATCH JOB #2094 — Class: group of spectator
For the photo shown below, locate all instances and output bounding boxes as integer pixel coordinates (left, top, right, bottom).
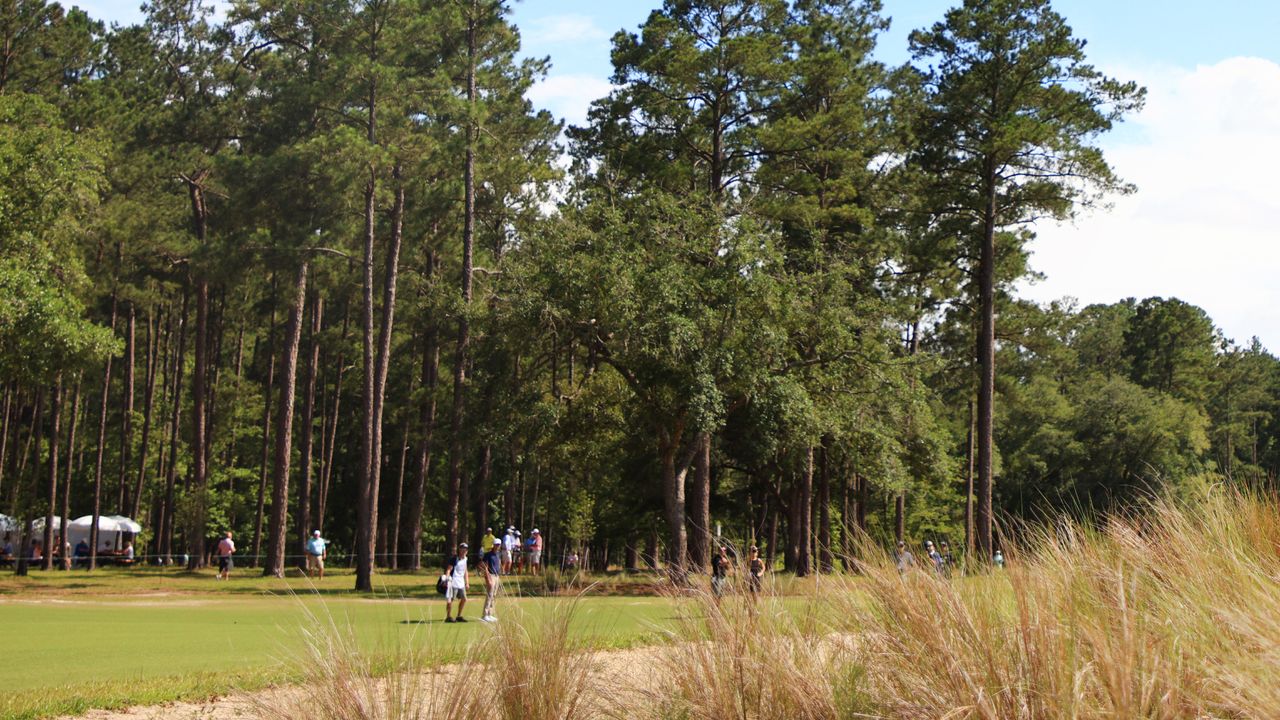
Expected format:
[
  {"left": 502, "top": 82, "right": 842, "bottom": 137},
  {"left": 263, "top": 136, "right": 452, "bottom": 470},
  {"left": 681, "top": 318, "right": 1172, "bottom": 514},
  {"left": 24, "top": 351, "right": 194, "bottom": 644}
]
[
  {"left": 895, "top": 539, "right": 1005, "bottom": 574},
  {"left": 478, "top": 525, "right": 543, "bottom": 576},
  {"left": 206, "top": 529, "right": 329, "bottom": 581},
  {"left": 0, "top": 533, "right": 133, "bottom": 568}
]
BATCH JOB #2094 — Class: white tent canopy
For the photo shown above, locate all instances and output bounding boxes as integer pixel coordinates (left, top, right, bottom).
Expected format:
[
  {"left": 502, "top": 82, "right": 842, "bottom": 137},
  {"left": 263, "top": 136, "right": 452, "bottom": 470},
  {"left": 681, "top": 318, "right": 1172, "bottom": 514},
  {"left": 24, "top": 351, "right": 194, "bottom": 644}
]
[
  {"left": 67, "top": 515, "right": 124, "bottom": 552},
  {"left": 106, "top": 515, "right": 143, "bottom": 534}
]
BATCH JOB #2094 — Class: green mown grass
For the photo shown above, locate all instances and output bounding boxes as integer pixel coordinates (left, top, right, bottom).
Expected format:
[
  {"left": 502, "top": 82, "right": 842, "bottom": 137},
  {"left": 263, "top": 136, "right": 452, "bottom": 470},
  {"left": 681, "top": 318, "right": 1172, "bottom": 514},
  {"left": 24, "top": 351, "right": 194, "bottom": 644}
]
[{"left": 1, "top": 578, "right": 676, "bottom": 720}]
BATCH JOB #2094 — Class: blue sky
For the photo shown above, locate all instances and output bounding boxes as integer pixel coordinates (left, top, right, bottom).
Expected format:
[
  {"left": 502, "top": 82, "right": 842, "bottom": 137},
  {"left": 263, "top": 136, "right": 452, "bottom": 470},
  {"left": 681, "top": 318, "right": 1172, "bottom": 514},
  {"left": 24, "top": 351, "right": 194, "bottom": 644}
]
[{"left": 82, "top": 1, "right": 1280, "bottom": 349}]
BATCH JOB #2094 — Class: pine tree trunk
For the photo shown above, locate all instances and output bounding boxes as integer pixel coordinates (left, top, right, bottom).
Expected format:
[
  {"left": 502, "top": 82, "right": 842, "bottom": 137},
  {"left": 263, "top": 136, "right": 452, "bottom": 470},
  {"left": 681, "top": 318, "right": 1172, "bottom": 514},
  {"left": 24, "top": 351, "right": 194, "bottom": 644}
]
[
  {"left": 645, "top": 525, "right": 659, "bottom": 570},
  {"left": 445, "top": 10, "right": 479, "bottom": 557},
  {"left": 318, "top": 308, "right": 349, "bottom": 534},
  {"left": 15, "top": 388, "right": 44, "bottom": 577},
  {"left": 894, "top": 493, "right": 905, "bottom": 544},
  {"left": 295, "top": 295, "right": 322, "bottom": 572},
  {"left": 818, "top": 439, "right": 832, "bottom": 573},
  {"left": 161, "top": 290, "right": 189, "bottom": 563},
  {"left": 90, "top": 297, "right": 118, "bottom": 571},
  {"left": 118, "top": 305, "right": 135, "bottom": 514},
  {"left": 252, "top": 302, "right": 278, "bottom": 569},
  {"left": 41, "top": 378, "right": 62, "bottom": 571},
  {"left": 0, "top": 384, "right": 12, "bottom": 499},
  {"left": 187, "top": 170, "right": 212, "bottom": 571},
  {"left": 976, "top": 168, "right": 998, "bottom": 560},
  {"left": 357, "top": 162, "right": 406, "bottom": 590},
  {"left": 131, "top": 309, "right": 159, "bottom": 520},
  {"left": 965, "top": 397, "right": 975, "bottom": 555},
  {"left": 204, "top": 290, "right": 225, "bottom": 483},
  {"left": 841, "top": 473, "right": 854, "bottom": 571},
  {"left": 403, "top": 324, "right": 439, "bottom": 571},
  {"left": 686, "top": 430, "right": 711, "bottom": 572},
  {"left": 797, "top": 446, "right": 813, "bottom": 577},
  {"left": 264, "top": 261, "right": 307, "bottom": 577},
  {"left": 389, "top": 425, "right": 409, "bottom": 570},
  {"left": 62, "top": 376, "right": 80, "bottom": 564}
]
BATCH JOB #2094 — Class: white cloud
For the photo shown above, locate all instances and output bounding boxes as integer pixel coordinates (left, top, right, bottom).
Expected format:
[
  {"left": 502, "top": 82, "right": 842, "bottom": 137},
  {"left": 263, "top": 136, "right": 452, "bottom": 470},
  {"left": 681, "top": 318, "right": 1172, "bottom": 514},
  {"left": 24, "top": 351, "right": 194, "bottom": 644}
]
[
  {"left": 527, "top": 74, "right": 616, "bottom": 129},
  {"left": 522, "top": 14, "right": 611, "bottom": 47},
  {"left": 1022, "top": 57, "right": 1280, "bottom": 350}
]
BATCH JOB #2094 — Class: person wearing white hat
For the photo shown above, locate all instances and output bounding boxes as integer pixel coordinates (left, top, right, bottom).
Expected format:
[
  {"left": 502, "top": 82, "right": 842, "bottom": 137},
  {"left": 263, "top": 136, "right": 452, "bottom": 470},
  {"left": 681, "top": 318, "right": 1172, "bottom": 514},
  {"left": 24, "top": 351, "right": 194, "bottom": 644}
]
[
  {"left": 501, "top": 526, "right": 516, "bottom": 574},
  {"left": 529, "top": 529, "right": 543, "bottom": 575},
  {"left": 305, "top": 530, "right": 328, "bottom": 579}
]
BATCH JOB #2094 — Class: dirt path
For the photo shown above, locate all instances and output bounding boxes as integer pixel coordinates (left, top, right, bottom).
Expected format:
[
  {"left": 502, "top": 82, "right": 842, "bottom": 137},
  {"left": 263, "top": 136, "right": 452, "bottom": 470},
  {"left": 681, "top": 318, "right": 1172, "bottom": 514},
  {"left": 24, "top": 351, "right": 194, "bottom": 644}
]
[{"left": 63, "top": 645, "right": 668, "bottom": 720}]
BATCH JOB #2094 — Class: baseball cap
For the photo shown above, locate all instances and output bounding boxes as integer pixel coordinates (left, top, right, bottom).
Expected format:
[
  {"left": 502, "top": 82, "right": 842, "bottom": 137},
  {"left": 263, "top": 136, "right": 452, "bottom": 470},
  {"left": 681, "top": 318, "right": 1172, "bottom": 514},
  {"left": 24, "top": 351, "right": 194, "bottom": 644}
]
[
  {"left": 532, "top": 528, "right": 540, "bottom": 534},
  {"left": 458, "top": 542, "right": 469, "bottom": 549},
  {"left": 312, "top": 530, "right": 321, "bottom": 536},
  {"left": 493, "top": 538, "right": 502, "bottom": 546}
]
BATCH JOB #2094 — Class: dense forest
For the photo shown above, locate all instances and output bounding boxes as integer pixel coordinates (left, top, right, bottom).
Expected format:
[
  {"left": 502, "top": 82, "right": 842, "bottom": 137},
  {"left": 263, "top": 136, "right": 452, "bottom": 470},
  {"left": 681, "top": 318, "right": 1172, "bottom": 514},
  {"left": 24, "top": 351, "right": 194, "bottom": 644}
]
[{"left": 2, "top": 0, "right": 1277, "bottom": 588}]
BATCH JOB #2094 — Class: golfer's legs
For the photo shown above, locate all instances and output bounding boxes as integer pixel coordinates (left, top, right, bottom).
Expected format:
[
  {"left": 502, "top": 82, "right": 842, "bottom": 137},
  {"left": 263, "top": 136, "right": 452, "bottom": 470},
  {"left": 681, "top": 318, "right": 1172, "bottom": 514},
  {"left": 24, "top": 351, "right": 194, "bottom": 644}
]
[{"left": 485, "top": 579, "right": 498, "bottom": 616}]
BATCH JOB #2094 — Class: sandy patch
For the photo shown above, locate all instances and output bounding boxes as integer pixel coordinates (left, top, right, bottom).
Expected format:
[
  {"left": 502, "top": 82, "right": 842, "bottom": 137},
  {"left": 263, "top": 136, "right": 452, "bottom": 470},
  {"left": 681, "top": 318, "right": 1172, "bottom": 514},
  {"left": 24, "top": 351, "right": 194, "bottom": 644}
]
[{"left": 57, "top": 644, "right": 669, "bottom": 720}]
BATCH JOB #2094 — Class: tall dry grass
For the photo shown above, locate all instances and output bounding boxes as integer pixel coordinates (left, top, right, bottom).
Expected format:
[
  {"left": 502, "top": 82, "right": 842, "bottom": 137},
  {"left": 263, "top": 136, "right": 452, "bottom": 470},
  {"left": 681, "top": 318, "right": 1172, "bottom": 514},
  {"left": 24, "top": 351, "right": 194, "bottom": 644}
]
[
  {"left": 621, "top": 586, "right": 870, "bottom": 720},
  {"left": 835, "top": 489, "right": 1280, "bottom": 719},
  {"left": 266, "top": 491, "right": 1279, "bottom": 719},
  {"left": 259, "top": 597, "right": 598, "bottom": 720}
]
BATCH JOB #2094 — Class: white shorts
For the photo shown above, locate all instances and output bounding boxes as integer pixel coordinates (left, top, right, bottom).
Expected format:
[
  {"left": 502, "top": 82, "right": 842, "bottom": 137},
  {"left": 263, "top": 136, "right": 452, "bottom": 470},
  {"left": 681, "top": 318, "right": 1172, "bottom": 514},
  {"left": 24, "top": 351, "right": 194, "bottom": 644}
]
[{"left": 529, "top": 550, "right": 542, "bottom": 565}]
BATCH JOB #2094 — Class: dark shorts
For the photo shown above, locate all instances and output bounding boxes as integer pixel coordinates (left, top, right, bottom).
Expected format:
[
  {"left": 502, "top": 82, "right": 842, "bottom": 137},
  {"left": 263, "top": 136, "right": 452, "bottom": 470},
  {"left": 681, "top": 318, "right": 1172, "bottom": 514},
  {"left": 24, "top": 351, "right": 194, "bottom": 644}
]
[{"left": 219, "top": 556, "right": 234, "bottom": 572}]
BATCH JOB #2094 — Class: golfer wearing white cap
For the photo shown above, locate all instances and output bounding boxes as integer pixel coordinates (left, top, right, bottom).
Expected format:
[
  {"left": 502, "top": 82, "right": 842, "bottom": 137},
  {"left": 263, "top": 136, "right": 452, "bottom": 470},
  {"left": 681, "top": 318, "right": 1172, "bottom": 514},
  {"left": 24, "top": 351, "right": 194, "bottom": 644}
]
[
  {"left": 444, "top": 543, "right": 470, "bottom": 623},
  {"left": 305, "top": 530, "right": 328, "bottom": 579},
  {"left": 501, "top": 526, "right": 516, "bottom": 574}
]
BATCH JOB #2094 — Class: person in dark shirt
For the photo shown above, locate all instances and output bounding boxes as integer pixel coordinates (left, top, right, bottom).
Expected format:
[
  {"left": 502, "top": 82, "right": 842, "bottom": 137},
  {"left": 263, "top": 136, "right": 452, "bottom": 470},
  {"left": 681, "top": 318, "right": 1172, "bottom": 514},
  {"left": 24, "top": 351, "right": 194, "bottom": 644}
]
[
  {"left": 746, "top": 545, "right": 765, "bottom": 595},
  {"left": 481, "top": 539, "right": 502, "bottom": 622},
  {"left": 710, "top": 545, "right": 731, "bottom": 598}
]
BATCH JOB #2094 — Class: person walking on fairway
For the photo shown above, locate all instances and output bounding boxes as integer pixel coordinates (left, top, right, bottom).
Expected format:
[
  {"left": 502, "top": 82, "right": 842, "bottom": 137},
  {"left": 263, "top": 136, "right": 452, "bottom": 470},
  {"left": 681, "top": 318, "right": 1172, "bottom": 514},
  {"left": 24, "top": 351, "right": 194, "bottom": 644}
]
[
  {"left": 481, "top": 538, "right": 502, "bottom": 622},
  {"left": 217, "top": 531, "right": 235, "bottom": 580},
  {"left": 444, "top": 543, "right": 469, "bottom": 623},
  {"left": 305, "top": 530, "right": 327, "bottom": 579}
]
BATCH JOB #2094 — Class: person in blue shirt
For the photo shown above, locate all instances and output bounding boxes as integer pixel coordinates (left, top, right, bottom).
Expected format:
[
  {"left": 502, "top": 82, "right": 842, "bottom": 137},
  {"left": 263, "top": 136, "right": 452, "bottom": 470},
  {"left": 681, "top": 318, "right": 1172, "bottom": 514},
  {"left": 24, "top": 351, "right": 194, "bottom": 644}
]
[
  {"left": 926, "top": 541, "right": 944, "bottom": 574},
  {"left": 481, "top": 539, "right": 502, "bottom": 622},
  {"left": 305, "top": 530, "right": 327, "bottom": 579}
]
